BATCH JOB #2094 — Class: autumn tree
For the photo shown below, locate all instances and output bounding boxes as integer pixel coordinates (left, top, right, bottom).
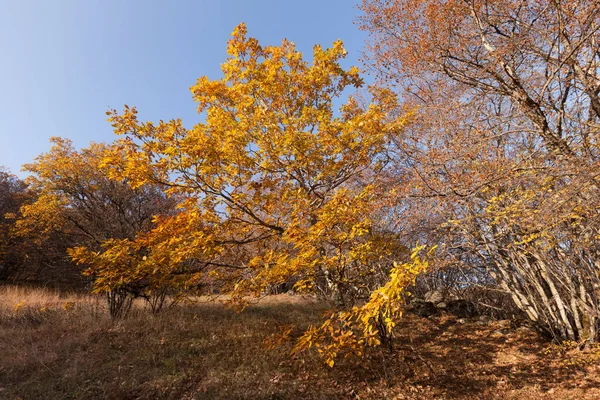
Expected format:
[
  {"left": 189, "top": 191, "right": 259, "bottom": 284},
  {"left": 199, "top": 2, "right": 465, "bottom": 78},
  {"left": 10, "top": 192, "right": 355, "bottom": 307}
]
[
  {"left": 18, "top": 138, "right": 180, "bottom": 317},
  {"left": 360, "top": 0, "right": 600, "bottom": 342},
  {"left": 0, "top": 168, "right": 28, "bottom": 280},
  {"left": 0, "top": 168, "right": 80, "bottom": 287},
  {"left": 88, "top": 23, "right": 425, "bottom": 362}
]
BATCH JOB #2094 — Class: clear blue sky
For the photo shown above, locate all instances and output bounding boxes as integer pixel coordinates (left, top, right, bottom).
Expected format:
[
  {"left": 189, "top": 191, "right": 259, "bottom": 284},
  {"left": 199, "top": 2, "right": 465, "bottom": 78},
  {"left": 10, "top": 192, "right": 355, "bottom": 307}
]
[{"left": 0, "top": 0, "right": 368, "bottom": 177}]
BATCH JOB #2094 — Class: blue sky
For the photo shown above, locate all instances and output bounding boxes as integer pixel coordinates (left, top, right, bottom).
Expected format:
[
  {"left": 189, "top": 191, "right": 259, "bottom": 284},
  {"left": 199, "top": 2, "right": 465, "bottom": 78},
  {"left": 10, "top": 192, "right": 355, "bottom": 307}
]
[{"left": 0, "top": 0, "right": 368, "bottom": 177}]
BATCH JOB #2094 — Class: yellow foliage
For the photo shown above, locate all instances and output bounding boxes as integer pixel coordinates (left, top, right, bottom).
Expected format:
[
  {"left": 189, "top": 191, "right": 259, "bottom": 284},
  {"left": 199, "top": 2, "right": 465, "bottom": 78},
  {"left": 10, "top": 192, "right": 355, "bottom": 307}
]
[
  {"left": 99, "top": 22, "right": 411, "bottom": 306},
  {"left": 13, "top": 300, "right": 25, "bottom": 313},
  {"left": 40, "top": 23, "right": 418, "bottom": 358},
  {"left": 292, "top": 245, "right": 433, "bottom": 366}
]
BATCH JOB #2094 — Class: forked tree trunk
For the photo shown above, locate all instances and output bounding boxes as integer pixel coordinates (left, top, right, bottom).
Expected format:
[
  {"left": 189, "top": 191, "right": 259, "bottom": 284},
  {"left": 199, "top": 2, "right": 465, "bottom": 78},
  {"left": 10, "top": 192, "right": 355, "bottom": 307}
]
[{"left": 107, "top": 288, "right": 133, "bottom": 319}]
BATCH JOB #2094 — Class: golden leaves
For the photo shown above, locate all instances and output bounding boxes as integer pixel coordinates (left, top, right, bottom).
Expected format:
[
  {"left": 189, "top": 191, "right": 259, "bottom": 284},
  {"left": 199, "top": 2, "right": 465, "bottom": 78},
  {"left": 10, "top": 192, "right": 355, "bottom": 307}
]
[
  {"left": 21, "top": 24, "right": 419, "bottom": 360},
  {"left": 292, "top": 245, "right": 433, "bottom": 366},
  {"left": 99, "top": 24, "right": 413, "bottom": 360}
]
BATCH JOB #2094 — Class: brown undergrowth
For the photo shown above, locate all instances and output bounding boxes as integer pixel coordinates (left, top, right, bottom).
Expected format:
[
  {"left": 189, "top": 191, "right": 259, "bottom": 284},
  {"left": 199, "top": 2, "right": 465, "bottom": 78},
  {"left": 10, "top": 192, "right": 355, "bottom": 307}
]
[{"left": 1, "top": 286, "right": 599, "bottom": 399}]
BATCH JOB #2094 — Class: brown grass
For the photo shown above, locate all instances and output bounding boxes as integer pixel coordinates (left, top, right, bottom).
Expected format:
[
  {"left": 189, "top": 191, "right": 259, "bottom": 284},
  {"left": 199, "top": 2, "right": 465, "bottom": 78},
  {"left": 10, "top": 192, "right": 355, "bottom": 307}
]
[{"left": 1, "top": 286, "right": 599, "bottom": 399}]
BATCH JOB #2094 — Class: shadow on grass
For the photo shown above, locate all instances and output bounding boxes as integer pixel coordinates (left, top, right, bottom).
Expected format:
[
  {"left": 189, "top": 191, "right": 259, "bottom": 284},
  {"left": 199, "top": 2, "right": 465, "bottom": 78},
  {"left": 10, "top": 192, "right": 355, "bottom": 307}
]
[
  {"left": 323, "top": 314, "right": 598, "bottom": 399},
  {"left": 1, "top": 298, "right": 597, "bottom": 399}
]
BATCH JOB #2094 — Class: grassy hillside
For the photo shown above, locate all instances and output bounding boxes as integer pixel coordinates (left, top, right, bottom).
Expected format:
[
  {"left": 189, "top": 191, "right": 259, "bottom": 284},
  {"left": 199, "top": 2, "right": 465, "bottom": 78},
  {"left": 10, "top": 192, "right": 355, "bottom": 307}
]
[{"left": 1, "top": 286, "right": 599, "bottom": 399}]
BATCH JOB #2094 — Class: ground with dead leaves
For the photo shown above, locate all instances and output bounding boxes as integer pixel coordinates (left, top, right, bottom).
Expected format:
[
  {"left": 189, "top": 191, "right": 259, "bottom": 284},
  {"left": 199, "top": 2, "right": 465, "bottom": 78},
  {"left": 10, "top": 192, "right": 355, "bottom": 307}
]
[{"left": 1, "top": 287, "right": 599, "bottom": 399}]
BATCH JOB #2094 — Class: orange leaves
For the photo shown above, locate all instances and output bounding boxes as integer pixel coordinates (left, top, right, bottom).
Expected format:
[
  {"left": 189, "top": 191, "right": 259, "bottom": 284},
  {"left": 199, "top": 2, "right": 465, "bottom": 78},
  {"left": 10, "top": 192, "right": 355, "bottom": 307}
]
[
  {"left": 17, "top": 135, "right": 184, "bottom": 308},
  {"left": 292, "top": 245, "right": 432, "bottom": 366},
  {"left": 104, "top": 24, "right": 406, "bottom": 265},
  {"left": 80, "top": 24, "right": 418, "bottom": 352}
]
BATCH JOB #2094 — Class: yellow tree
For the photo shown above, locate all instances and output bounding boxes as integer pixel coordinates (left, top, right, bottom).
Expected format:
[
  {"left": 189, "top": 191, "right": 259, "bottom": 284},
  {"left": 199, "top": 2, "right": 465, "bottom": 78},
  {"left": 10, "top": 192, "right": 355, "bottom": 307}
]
[
  {"left": 0, "top": 168, "right": 28, "bottom": 280},
  {"left": 93, "top": 23, "right": 422, "bottom": 360},
  {"left": 18, "top": 138, "right": 180, "bottom": 317}
]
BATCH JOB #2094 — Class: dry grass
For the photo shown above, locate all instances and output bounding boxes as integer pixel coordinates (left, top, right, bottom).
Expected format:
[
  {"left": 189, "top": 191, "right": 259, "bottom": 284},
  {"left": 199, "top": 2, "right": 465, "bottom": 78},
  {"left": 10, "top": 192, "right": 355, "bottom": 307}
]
[
  {"left": 0, "top": 285, "right": 105, "bottom": 326},
  {"left": 0, "top": 285, "right": 96, "bottom": 308},
  {"left": 1, "top": 286, "right": 600, "bottom": 399}
]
